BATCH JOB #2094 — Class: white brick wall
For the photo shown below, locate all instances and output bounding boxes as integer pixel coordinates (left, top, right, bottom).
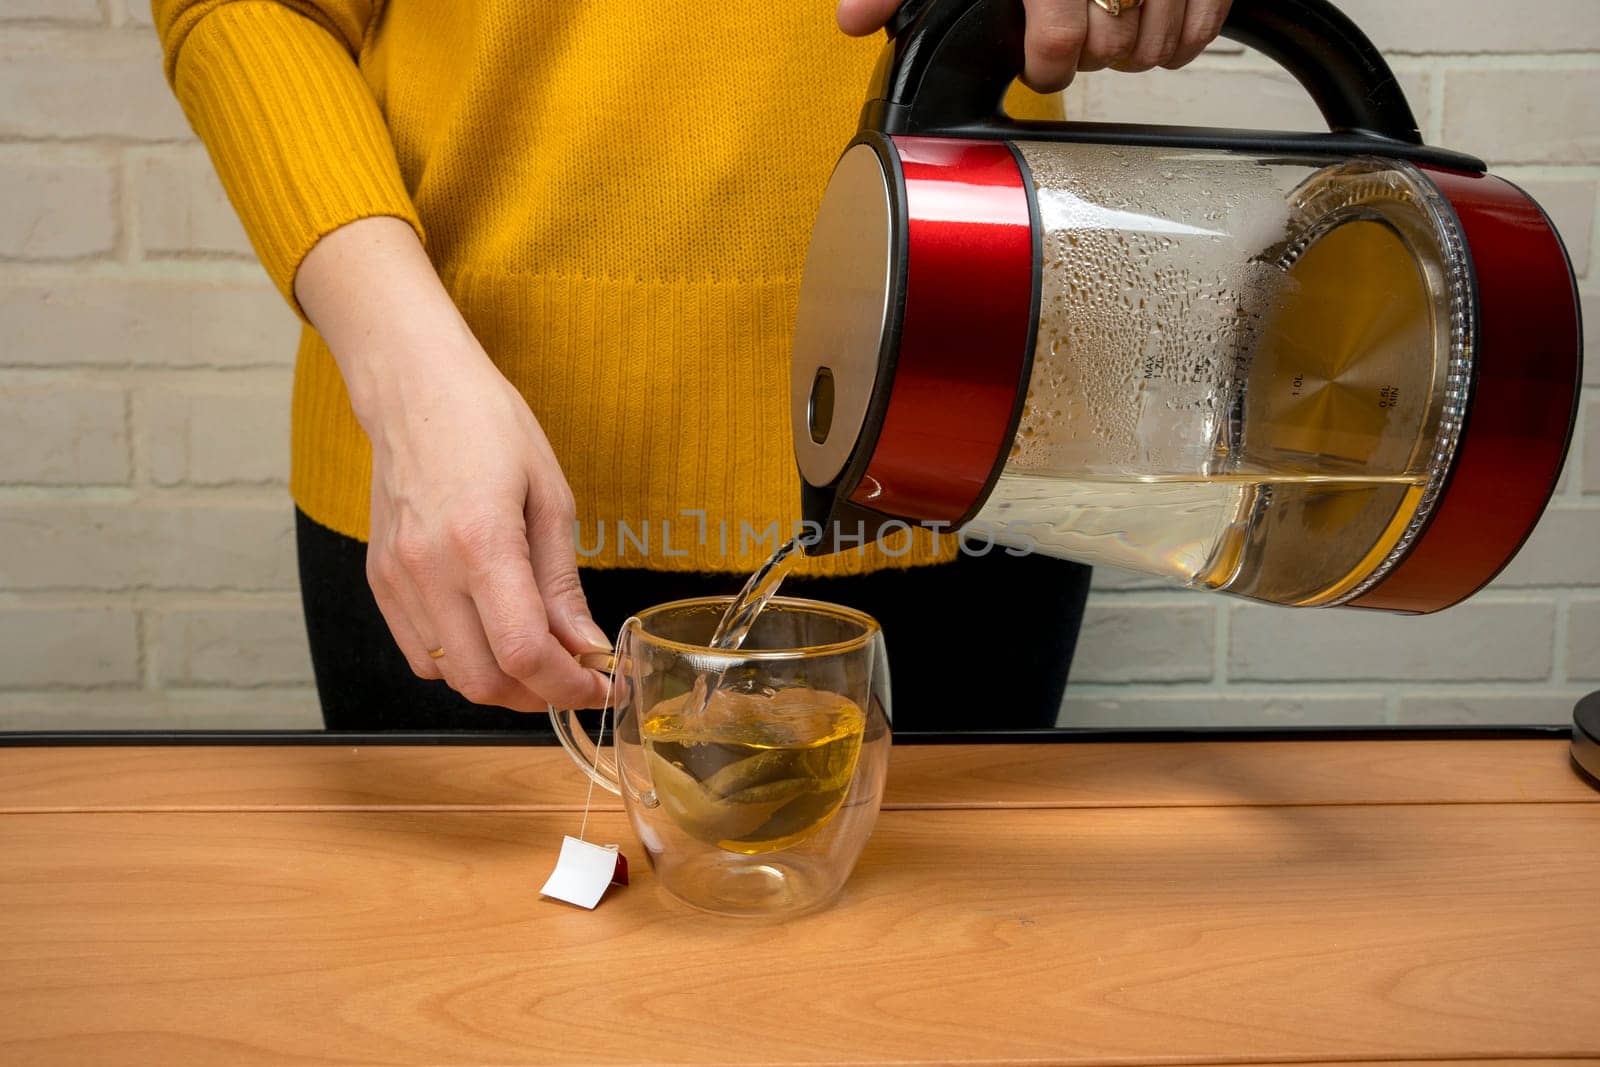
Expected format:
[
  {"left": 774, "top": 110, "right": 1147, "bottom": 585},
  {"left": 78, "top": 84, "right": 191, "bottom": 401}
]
[
  {"left": 0, "top": 147, "right": 118, "bottom": 259},
  {"left": 0, "top": 3, "right": 1594, "bottom": 730},
  {"left": 0, "top": 3, "right": 315, "bottom": 729}
]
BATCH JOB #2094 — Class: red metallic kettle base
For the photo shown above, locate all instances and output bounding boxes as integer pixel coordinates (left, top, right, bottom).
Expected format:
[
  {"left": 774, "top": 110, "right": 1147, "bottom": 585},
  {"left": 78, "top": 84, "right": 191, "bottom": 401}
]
[{"left": 1348, "top": 168, "right": 1582, "bottom": 613}]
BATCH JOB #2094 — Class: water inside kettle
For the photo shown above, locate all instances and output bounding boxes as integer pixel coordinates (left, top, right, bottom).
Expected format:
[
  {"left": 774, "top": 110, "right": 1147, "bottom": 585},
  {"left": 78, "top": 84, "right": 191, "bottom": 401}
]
[
  {"left": 971, "top": 144, "right": 1462, "bottom": 606},
  {"left": 980, "top": 471, "right": 1424, "bottom": 601}
]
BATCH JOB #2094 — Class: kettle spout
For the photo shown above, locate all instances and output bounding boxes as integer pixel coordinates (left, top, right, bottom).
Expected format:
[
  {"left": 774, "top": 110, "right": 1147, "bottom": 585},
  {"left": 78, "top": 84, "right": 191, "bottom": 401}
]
[{"left": 797, "top": 480, "right": 907, "bottom": 557}]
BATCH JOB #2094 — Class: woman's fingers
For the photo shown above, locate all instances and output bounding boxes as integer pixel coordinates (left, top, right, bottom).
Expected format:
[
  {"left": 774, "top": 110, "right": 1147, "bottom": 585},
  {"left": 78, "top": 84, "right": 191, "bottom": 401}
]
[
  {"left": 371, "top": 500, "right": 605, "bottom": 712},
  {"left": 837, "top": 0, "right": 1095, "bottom": 93},
  {"left": 1165, "top": 0, "right": 1232, "bottom": 69},
  {"left": 428, "top": 590, "right": 549, "bottom": 712},
  {"left": 835, "top": 0, "right": 902, "bottom": 35},
  {"left": 1078, "top": 1, "right": 1142, "bottom": 72},
  {"left": 366, "top": 497, "right": 444, "bottom": 681},
  {"left": 1021, "top": 0, "right": 1089, "bottom": 91},
  {"left": 450, "top": 509, "right": 607, "bottom": 710},
  {"left": 368, "top": 566, "right": 444, "bottom": 681},
  {"left": 835, "top": 0, "right": 1231, "bottom": 85},
  {"left": 524, "top": 479, "right": 612, "bottom": 657},
  {"left": 1114, "top": 0, "right": 1185, "bottom": 71}
]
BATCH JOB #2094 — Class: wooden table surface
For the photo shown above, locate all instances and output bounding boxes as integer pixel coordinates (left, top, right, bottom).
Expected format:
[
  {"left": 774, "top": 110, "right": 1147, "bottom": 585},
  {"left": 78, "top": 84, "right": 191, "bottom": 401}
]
[{"left": 1, "top": 739, "right": 1596, "bottom": 1066}]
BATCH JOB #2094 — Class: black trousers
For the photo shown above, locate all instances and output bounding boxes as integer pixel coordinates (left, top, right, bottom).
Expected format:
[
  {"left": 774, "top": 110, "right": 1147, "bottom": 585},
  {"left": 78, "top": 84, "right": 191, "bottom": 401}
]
[{"left": 296, "top": 509, "right": 1091, "bottom": 733}]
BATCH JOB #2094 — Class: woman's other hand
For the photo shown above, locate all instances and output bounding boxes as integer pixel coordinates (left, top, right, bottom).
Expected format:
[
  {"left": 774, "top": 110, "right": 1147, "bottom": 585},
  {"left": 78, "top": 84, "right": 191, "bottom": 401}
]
[
  {"left": 836, "top": 0, "right": 1233, "bottom": 92},
  {"left": 296, "top": 217, "right": 611, "bottom": 713}
]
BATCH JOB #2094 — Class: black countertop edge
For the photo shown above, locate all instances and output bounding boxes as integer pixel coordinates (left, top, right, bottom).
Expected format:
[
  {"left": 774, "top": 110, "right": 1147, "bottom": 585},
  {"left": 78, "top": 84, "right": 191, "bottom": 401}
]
[{"left": 0, "top": 724, "right": 1576, "bottom": 747}]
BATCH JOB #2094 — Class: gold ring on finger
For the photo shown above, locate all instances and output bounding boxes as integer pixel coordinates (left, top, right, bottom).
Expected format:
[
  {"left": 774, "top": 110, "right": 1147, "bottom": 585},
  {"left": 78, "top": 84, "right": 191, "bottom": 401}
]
[
  {"left": 1091, "top": 0, "right": 1144, "bottom": 15},
  {"left": 427, "top": 646, "right": 446, "bottom": 659}
]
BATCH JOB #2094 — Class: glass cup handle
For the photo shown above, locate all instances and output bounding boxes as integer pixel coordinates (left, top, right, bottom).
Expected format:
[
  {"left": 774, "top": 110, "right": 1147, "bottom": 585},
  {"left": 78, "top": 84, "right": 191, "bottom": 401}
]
[{"left": 549, "top": 650, "right": 622, "bottom": 796}]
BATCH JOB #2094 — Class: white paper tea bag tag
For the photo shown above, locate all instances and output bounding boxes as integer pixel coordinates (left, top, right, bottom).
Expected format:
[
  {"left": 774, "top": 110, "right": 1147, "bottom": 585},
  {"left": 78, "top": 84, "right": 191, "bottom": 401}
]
[
  {"left": 541, "top": 648, "right": 629, "bottom": 910},
  {"left": 540, "top": 836, "right": 628, "bottom": 910}
]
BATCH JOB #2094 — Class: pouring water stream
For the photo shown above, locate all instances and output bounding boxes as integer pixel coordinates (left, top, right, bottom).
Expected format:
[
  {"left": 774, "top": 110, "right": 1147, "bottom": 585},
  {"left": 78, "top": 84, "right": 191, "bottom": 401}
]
[{"left": 689, "top": 537, "right": 805, "bottom": 714}]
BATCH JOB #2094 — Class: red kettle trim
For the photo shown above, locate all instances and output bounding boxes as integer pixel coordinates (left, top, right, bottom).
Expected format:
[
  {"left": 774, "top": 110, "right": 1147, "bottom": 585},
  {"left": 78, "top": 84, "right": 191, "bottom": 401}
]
[
  {"left": 847, "top": 136, "right": 1036, "bottom": 524},
  {"left": 1348, "top": 168, "right": 1582, "bottom": 613}
]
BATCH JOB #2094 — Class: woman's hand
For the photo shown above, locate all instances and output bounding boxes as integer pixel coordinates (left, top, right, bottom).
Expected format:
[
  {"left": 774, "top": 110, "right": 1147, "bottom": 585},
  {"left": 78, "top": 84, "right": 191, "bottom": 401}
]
[
  {"left": 836, "top": 0, "right": 1233, "bottom": 92},
  {"left": 296, "top": 217, "right": 611, "bottom": 713}
]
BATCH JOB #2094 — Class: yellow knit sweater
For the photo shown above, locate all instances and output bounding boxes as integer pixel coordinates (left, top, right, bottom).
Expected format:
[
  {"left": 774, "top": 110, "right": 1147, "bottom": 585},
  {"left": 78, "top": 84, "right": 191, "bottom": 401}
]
[{"left": 155, "top": 0, "right": 1060, "bottom": 574}]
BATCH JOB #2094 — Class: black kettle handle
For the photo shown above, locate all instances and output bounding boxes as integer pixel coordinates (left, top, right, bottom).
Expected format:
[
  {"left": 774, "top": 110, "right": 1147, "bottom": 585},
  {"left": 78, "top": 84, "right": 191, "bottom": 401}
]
[{"left": 873, "top": 0, "right": 1421, "bottom": 144}]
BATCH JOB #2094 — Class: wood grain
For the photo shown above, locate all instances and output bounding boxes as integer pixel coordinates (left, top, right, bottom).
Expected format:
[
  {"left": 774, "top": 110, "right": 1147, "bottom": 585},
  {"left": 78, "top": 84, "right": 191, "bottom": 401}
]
[
  {"left": 0, "top": 742, "right": 611, "bottom": 812},
  {"left": 1, "top": 802, "right": 1597, "bottom": 1065},
  {"left": 1, "top": 739, "right": 1592, "bottom": 812},
  {"left": 885, "top": 738, "right": 1598, "bottom": 809},
  {"left": 1, "top": 741, "right": 1596, "bottom": 1065}
]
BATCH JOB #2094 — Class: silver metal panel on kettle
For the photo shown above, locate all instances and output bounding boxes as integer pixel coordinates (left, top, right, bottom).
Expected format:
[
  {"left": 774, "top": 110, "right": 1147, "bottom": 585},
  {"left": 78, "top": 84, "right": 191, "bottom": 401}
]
[{"left": 791, "top": 144, "right": 894, "bottom": 487}]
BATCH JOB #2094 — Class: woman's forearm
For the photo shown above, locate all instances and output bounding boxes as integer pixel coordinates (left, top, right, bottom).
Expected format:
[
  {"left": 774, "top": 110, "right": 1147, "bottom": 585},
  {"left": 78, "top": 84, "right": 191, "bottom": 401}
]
[
  {"left": 292, "top": 214, "right": 611, "bottom": 710},
  {"left": 294, "top": 216, "right": 488, "bottom": 437}
]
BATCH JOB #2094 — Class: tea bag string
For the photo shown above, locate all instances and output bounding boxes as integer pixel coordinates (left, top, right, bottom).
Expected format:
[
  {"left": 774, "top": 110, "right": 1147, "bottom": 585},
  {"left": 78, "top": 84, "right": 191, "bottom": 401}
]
[{"left": 577, "top": 632, "right": 621, "bottom": 843}]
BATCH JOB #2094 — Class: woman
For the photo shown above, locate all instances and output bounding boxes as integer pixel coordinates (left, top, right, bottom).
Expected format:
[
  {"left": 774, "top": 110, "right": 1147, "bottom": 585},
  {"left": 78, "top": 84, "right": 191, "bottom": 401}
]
[{"left": 155, "top": 0, "right": 1231, "bottom": 731}]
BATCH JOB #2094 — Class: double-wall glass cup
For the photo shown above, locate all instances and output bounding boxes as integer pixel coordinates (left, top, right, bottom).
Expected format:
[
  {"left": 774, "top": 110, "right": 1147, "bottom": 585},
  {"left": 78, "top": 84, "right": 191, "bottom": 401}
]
[{"left": 552, "top": 596, "right": 891, "bottom": 918}]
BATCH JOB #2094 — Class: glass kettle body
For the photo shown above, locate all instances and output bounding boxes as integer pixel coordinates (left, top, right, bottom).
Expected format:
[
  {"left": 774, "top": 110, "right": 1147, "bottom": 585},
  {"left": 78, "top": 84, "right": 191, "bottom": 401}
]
[{"left": 791, "top": 0, "right": 1582, "bottom": 613}]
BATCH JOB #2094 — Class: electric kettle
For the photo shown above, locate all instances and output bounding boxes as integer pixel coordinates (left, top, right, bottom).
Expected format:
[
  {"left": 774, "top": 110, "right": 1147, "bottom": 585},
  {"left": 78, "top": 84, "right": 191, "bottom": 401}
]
[{"left": 791, "top": 0, "right": 1582, "bottom": 612}]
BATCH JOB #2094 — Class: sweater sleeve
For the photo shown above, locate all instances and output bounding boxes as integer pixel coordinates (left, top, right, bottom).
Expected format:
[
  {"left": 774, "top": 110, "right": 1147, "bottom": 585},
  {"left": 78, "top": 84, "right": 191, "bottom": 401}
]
[{"left": 154, "top": 0, "right": 423, "bottom": 314}]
